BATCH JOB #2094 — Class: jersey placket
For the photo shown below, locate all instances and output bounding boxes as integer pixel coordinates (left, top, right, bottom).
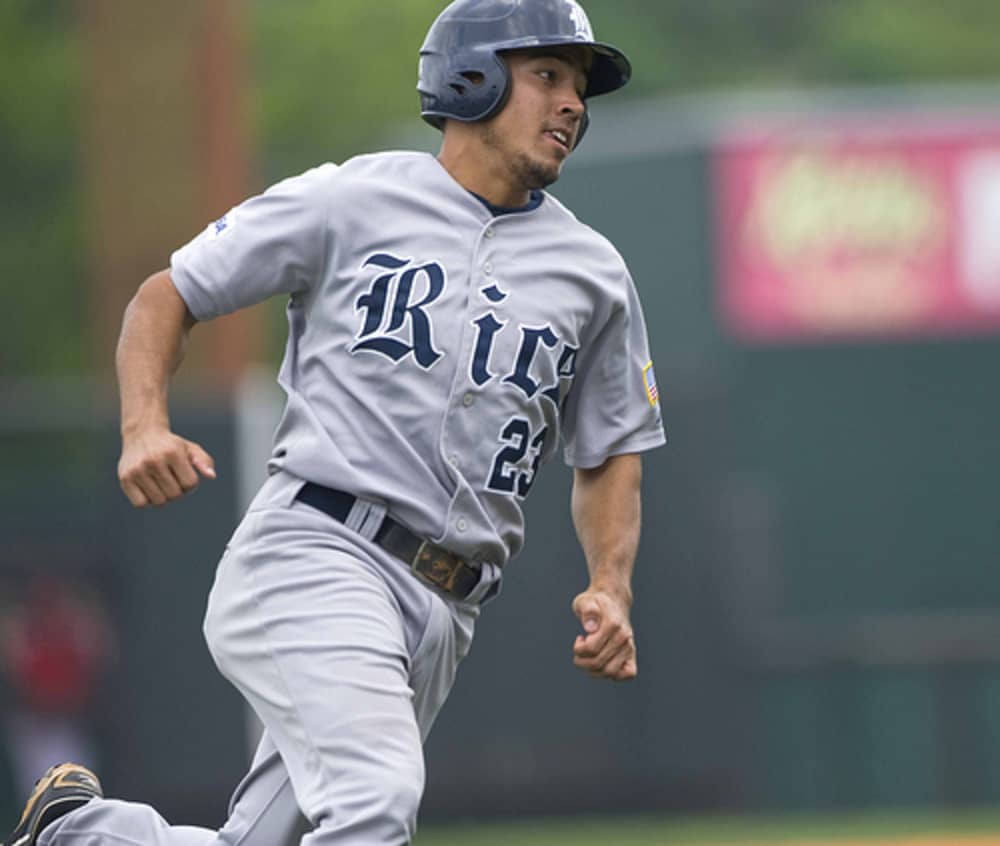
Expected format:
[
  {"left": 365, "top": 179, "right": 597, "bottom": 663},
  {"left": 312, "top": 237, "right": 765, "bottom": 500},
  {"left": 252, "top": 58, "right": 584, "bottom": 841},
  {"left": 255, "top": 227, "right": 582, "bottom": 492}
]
[{"left": 435, "top": 218, "right": 503, "bottom": 558}]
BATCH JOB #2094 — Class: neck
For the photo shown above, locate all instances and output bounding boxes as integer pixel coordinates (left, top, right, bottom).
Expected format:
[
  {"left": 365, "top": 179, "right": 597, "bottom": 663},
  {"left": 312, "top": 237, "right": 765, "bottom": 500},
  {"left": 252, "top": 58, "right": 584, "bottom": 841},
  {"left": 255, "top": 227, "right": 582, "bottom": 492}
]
[{"left": 436, "top": 130, "right": 531, "bottom": 208}]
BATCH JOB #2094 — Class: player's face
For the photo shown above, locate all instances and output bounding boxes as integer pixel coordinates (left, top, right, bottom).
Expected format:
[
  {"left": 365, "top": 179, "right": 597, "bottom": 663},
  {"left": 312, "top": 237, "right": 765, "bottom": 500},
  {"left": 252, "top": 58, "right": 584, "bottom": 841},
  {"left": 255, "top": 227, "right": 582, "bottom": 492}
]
[{"left": 478, "top": 47, "right": 589, "bottom": 191}]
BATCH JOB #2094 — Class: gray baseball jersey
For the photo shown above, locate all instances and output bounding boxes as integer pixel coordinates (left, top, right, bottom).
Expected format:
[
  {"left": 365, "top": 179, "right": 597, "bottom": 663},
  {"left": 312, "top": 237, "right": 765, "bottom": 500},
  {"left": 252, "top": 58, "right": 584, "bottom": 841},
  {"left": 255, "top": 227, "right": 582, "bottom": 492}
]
[{"left": 171, "top": 151, "right": 665, "bottom": 566}]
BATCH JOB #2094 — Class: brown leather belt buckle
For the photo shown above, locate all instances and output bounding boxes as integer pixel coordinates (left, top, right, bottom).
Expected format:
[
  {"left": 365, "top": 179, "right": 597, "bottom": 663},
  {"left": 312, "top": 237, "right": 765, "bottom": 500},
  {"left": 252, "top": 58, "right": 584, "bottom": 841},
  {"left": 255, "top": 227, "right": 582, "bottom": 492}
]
[{"left": 411, "top": 541, "right": 471, "bottom": 596}]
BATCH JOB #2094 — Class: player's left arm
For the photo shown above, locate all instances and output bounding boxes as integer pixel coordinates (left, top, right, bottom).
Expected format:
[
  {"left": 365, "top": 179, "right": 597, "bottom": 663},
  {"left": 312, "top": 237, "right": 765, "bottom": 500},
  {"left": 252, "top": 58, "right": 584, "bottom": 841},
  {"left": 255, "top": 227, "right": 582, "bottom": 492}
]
[{"left": 570, "top": 451, "right": 642, "bottom": 681}]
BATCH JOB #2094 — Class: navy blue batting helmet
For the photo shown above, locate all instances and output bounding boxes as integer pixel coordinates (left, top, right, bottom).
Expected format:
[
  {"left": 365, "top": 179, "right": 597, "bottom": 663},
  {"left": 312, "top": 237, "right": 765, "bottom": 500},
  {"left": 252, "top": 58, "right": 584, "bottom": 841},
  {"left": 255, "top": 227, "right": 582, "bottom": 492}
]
[{"left": 418, "top": 0, "right": 631, "bottom": 145}]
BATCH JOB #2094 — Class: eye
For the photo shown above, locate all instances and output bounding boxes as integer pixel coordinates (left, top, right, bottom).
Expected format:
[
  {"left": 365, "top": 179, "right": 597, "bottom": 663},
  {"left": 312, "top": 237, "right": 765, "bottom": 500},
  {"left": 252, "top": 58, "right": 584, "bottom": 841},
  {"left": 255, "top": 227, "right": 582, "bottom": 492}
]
[{"left": 536, "top": 68, "right": 557, "bottom": 83}]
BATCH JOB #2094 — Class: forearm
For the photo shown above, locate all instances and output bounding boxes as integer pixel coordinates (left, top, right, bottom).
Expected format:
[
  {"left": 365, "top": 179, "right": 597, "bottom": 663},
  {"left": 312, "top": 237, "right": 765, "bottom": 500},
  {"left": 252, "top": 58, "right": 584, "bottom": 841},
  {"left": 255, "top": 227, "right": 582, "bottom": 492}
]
[
  {"left": 571, "top": 453, "right": 642, "bottom": 606},
  {"left": 115, "top": 270, "right": 215, "bottom": 507},
  {"left": 116, "top": 269, "right": 195, "bottom": 436}
]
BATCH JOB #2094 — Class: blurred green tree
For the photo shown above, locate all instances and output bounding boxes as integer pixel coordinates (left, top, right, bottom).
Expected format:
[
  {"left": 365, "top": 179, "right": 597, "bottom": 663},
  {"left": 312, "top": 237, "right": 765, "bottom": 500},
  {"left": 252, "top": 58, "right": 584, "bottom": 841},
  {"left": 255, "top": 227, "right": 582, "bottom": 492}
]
[
  {"left": 250, "top": 0, "right": 444, "bottom": 178},
  {"left": 591, "top": 0, "right": 1000, "bottom": 92},
  {"left": 250, "top": 0, "right": 1000, "bottom": 177},
  {"left": 5, "top": 0, "right": 1000, "bottom": 375},
  {"left": 0, "top": 1, "right": 83, "bottom": 376}
]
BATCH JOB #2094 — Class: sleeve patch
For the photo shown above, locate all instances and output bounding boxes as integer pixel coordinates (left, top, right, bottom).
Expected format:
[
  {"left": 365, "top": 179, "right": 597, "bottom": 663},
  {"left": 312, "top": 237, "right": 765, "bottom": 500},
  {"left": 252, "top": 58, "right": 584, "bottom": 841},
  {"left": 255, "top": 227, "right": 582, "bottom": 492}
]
[
  {"left": 208, "top": 209, "right": 238, "bottom": 240},
  {"left": 643, "top": 362, "right": 659, "bottom": 407}
]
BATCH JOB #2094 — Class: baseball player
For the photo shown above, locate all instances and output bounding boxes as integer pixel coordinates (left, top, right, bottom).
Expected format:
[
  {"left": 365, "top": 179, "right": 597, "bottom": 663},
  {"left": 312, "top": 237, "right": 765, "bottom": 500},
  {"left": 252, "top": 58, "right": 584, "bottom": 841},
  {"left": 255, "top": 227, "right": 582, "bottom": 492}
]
[{"left": 5, "top": 1, "right": 665, "bottom": 845}]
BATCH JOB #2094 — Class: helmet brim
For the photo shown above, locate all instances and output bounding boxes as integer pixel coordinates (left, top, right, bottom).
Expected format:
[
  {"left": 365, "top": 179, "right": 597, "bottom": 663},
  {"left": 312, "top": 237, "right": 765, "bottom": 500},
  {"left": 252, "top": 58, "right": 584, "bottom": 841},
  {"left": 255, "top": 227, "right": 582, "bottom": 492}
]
[
  {"left": 584, "top": 42, "right": 631, "bottom": 98},
  {"left": 490, "top": 37, "right": 631, "bottom": 98}
]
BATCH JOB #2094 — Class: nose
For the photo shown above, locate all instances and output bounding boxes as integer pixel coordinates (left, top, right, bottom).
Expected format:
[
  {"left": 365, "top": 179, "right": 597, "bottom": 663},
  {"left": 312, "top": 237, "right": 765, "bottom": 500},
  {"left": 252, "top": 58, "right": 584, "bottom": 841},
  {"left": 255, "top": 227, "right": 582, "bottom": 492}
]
[{"left": 559, "top": 89, "right": 585, "bottom": 123}]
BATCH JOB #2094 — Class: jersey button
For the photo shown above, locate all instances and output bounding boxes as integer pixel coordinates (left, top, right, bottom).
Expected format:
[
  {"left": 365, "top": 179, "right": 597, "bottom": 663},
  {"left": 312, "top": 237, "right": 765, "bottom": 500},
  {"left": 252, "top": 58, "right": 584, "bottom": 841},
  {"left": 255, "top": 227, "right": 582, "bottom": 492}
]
[
  {"left": 485, "top": 227, "right": 495, "bottom": 239},
  {"left": 483, "top": 262, "right": 493, "bottom": 275},
  {"left": 456, "top": 517, "right": 468, "bottom": 532},
  {"left": 462, "top": 393, "right": 474, "bottom": 407},
  {"left": 449, "top": 454, "right": 460, "bottom": 468}
]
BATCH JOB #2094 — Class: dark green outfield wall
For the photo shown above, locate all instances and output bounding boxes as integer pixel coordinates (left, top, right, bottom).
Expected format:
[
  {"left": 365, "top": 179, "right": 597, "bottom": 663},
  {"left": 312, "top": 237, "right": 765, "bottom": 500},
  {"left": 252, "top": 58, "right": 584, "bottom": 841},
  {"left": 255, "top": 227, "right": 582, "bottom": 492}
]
[
  {"left": 527, "top": 142, "right": 1000, "bottom": 812},
  {"left": 0, "top": 399, "right": 248, "bottom": 828}
]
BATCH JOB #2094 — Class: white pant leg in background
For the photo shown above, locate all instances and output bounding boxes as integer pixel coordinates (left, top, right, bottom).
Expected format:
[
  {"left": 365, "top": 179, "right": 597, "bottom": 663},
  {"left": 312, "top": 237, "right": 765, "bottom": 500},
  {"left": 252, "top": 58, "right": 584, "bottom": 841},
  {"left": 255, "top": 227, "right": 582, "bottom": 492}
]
[
  {"left": 38, "top": 731, "right": 301, "bottom": 846},
  {"left": 5, "top": 712, "right": 98, "bottom": 800}
]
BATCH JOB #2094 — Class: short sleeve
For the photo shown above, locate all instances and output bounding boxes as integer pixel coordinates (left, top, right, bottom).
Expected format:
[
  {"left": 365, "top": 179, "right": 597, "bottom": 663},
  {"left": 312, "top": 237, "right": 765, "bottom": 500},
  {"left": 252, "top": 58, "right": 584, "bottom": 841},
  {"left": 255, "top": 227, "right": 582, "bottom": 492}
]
[
  {"left": 170, "top": 163, "right": 337, "bottom": 321},
  {"left": 561, "top": 270, "right": 666, "bottom": 468}
]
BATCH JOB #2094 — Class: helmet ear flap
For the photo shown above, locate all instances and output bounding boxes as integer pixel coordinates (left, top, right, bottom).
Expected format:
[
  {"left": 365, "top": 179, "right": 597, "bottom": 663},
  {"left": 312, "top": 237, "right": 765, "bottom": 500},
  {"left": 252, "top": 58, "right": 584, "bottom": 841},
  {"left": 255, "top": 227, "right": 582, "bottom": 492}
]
[
  {"left": 421, "top": 48, "right": 511, "bottom": 126},
  {"left": 478, "top": 51, "right": 512, "bottom": 121}
]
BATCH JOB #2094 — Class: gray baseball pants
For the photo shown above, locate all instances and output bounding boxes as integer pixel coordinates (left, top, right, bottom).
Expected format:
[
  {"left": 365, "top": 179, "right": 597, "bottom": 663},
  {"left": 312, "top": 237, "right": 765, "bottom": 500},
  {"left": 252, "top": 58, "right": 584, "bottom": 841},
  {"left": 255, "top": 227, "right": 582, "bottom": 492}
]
[{"left": 40, "top": 471, "right": 492, "bottom": 846}]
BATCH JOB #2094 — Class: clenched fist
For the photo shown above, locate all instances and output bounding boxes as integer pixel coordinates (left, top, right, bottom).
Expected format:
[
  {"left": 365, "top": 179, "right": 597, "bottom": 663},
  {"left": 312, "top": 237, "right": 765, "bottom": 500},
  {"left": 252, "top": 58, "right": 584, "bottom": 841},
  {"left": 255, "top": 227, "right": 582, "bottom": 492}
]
[
  {"left": 571, "top": 587, "right": 637, "bottom": 681},
  {"left": 118, "top": 427, "right": 216, "bottom": 507}
]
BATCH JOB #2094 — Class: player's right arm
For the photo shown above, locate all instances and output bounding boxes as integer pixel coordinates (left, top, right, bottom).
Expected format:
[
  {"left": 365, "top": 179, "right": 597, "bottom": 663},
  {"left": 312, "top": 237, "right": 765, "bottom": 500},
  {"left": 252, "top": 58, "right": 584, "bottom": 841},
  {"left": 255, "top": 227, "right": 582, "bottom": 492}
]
[{"left": 116, "top": 268, "right": 216, "bottom": 508}]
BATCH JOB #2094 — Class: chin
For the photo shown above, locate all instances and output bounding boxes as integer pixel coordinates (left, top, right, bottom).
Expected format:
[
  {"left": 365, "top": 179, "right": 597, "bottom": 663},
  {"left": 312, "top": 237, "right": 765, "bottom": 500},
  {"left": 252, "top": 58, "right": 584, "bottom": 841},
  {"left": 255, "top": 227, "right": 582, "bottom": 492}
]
[{"left": 517, "top": 154, "right": 562, "bottom": 191}]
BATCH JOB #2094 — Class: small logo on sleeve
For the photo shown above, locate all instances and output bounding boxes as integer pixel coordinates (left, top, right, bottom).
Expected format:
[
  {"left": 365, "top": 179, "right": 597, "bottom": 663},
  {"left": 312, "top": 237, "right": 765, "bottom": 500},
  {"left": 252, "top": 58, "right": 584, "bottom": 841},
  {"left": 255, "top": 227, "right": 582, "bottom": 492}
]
[
  {"left": 642, "top": 362, "right": 659, "bottom": 407},
  {"left": 208, "top": 210, "right": 237, "bottom": 240}
]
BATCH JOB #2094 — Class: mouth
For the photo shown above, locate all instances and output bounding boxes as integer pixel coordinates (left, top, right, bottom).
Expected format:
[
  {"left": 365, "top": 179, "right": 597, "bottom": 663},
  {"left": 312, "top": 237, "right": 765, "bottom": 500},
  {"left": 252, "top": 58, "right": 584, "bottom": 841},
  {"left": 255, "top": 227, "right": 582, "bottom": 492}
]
[{"left": 543, "top": 128, "right": 572, "bottom": 153}]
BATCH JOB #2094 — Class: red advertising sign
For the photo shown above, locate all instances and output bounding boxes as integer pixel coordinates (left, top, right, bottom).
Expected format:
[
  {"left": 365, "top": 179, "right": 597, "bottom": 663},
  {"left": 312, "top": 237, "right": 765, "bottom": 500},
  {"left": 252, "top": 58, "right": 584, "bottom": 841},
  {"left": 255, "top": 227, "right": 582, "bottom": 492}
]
[{"left": 715, "top": 120, "right": 1000, "bottom": 341}]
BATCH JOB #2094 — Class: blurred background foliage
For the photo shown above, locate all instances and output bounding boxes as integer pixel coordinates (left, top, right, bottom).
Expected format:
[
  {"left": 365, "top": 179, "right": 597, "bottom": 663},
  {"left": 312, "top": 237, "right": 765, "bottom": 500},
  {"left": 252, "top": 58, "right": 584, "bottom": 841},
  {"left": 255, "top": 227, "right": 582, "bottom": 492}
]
[
  {"left": 5, "top": 0, "right": 1000, "bottom": 377},
  {"left": 0, "top": 0, "right": 82, "bottom": 377}
]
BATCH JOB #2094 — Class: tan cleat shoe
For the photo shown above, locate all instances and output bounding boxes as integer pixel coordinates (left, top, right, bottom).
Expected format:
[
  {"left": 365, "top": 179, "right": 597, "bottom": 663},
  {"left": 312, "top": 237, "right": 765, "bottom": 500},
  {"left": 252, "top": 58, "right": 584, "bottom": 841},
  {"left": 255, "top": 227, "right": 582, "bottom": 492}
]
[{"left": 4, "top": 763, "right": 103, "bottom": 846}]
